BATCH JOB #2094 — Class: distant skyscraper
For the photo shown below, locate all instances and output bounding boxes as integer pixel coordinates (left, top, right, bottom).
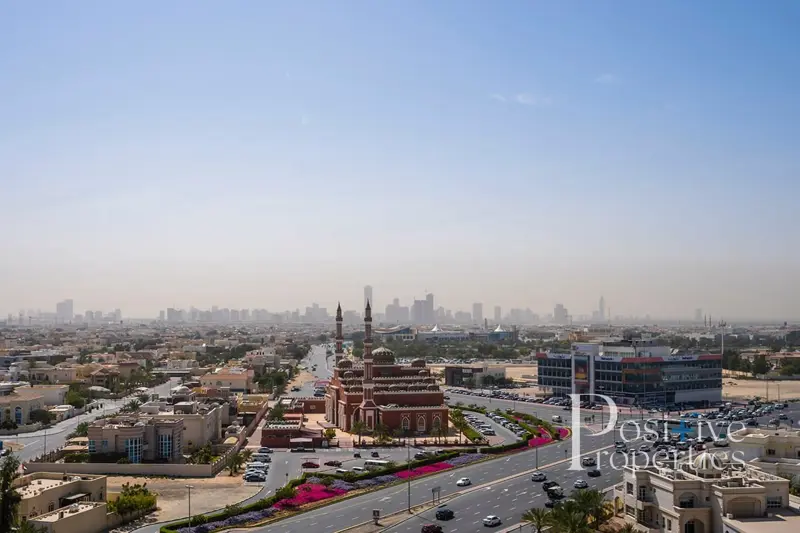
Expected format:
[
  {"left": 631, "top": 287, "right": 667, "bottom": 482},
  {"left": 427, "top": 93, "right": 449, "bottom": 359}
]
[
  {"left": 56, "top": 299, "right": 74, "bottom": 322},
  {"left": 598, "top": 296, "right": 606, "bottom": 322},
  {"left": 554, "top": 304, "right": 569, "bottom": 325},
  {"left": 425, "top": 293, "right": 435, "bottom": 324},
  {"left": 364, "top": 285, "right": 373, "bottom": 310},
  {"left": 694, "top": 308, "right": 703, "bottom": 322},
  {"left": 494, "top": 306, "right": 501, "bottom": 323},
  {"left": 472, "top": 303, "right": 483, "bottom": 325}
]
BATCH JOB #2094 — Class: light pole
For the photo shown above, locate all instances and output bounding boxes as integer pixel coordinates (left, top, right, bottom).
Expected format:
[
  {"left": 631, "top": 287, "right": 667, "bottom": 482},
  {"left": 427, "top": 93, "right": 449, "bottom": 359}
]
[
  {"left": 406, "top": 441, "right": 412, "bottom": 513},
  {"left": 186, "top": 485, "right": 194, "bottom": 526}
]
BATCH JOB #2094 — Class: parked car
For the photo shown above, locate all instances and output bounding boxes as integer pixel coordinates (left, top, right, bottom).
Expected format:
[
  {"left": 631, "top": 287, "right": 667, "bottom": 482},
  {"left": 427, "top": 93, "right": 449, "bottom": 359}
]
[
  {"left": 301, "top": 461, "right": 319, "bottom": 468},
  {"left": 353, "top": 452, "right": 361, "bottom": 458},
  {"left": 371, "top": 451, "right": 380, "bottom": 458},
  {"left": 257, "top": 447, "right": 273, "bottom": 454},
  {"left": 483, "top": 515, "right": 502, "bottom": 527},
  {"left": 324, "top": 460, "right": 342, "bottom": 467}
]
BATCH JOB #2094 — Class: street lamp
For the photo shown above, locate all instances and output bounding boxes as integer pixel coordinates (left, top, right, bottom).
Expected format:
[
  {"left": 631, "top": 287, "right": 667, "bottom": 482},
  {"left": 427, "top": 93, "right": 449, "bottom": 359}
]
[
  {"left": 406, "top": 441, "right": 412, "bottom": 513},
  {"left": 186, "top": 485, "right": 194, "bottom": 526}
]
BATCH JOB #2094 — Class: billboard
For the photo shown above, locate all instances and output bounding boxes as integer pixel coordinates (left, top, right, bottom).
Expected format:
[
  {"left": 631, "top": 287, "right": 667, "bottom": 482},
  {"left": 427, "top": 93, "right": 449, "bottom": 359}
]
[{"left": 574, "top": 357, "right": 589, "bottom": 382}]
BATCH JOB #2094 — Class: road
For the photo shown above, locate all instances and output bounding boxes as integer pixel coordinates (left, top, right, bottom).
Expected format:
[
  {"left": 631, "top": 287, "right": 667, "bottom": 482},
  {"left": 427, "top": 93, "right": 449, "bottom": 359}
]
[
  {"left": 6, "top": 378, "right": 178, "bottom": 463},
  {"left": 256, "top": 426, "right": 630, "bottom": 533},
  {"left": 286, "top": 344, "right": 334, "bottom": 398}
]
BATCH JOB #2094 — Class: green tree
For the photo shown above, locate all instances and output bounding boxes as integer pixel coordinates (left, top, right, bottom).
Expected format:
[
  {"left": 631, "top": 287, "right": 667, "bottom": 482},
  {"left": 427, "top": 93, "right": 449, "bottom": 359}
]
[
  {"left": 323, "top": 428, "right": 337, "bottom": 441},
  {"left": 65, "top": 390, "right": 86, "bottom": 409},
  {"left": 571, "top": 488, "right": 608, "bottom": 529},
  {"left": 28, "top": 409, "right": 53, "bottom": 425},
  {"left": 67, "top": 422, "right": 89, "bottom": 439},
  {"left": 548, "top": 499, "right": 591, "bottom": 533},
  {"left": 522, "top": 507, "right": 551, "bottom": 533},
  {"left": 351, "top": 420, "right": 366, "bottom": 446},
  {"left": 752, "top": 354, "right": 769, "bottom": 376},
  {"left": 0, "top": 454, "right": 22, "bottom": 533},
  {"left": 108, "top": 482, "right": 156, "bottom": 515},
  {"left": 227, "top": 452, "right": 245, "bottom": 475},
  {"left": 269, "top": 404, "right": 286, "bottom": 421}
]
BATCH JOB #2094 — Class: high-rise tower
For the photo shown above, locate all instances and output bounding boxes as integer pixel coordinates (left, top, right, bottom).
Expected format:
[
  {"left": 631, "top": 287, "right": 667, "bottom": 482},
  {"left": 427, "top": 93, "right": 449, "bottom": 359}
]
[
  {"left": 335, "top": 302, "right": 344, "bottom": 366},
  {"left": 359, "top": 300, "right": 378, "bottom": 429},
  {"left": 599, "top": 296, "right": 606, "bottom": 322}
]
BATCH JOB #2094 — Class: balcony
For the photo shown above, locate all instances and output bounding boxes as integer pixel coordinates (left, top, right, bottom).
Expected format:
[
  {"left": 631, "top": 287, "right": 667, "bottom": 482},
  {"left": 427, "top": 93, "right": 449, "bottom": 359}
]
[{"left": 635, "top": 521, "right": 660, "bottom": 533}]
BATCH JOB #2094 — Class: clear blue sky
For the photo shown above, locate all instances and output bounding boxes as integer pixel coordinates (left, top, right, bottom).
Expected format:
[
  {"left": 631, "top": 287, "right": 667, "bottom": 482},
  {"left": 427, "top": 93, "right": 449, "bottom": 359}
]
[{"left": 1, "top": 1, "right": 798, "bottom": 320}]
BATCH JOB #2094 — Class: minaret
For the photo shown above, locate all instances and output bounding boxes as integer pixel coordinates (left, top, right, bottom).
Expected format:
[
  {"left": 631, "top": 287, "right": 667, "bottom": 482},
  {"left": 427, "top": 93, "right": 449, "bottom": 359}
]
[
  {"left": 335, "top": 303, "right": 344, "bottom": 366},
  {"left": 359, "top": 300, "right": 378, "bottom": 429}
]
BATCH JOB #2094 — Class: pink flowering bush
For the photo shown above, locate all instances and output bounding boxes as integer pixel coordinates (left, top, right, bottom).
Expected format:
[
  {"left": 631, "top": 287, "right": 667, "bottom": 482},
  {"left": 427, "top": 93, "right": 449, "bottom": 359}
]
[
  {"left": 273, "top": 483, "right": 347, "bottom": 509},
  {"left": 395, "top": 462, "right": 453, "bottom": 479}
]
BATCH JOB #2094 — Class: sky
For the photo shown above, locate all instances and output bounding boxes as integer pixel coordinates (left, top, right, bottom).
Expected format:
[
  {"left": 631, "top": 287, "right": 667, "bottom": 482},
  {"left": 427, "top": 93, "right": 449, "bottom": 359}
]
[{"left": 1, "top": 1, "right": 799, "bottom": 321}]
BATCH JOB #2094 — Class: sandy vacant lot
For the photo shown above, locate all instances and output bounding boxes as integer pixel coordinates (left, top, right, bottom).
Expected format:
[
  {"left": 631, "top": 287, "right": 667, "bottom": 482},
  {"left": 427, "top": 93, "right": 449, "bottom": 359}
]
[
  {"left": 722, "top": 378, "right": 798, "bottom": 401},
  {"left": 107, "top": 474, "right": 261, "bottom": 522}
]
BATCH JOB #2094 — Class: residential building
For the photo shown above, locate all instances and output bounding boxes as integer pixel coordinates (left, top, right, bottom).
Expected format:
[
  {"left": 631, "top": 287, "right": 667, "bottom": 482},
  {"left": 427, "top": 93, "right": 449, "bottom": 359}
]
[
  {"left": 325, "top": 303, "right": 448, "bottom": 433},
  {"left": 200, "top": 367, "right": 254, "bottom": 393},
  {"left": 30, "top": 502, "right": 108, "bottom": 533},
  {"left": 139, "top": 400, "right": 225, "bottom": 452},
  {"left": 12, "top": 472, "right": 107, "bottom": 519},
  {"left": 613, "top": 451, "right": 791, "bottom": 533},
  {"left": 0, "top": 383, "right": 44, "bottom": 426},
  {"left": 89, "top": 367, "right": 120, "bottom": 390},
  {"left": 730, "top": 427, "right": 800, "bottom": 478},
  {"left": 16, "top": 385, "right": 68, "bottom": 407},
  {"left": 87, "top": 417, "right": 184, "bottom": 463}
]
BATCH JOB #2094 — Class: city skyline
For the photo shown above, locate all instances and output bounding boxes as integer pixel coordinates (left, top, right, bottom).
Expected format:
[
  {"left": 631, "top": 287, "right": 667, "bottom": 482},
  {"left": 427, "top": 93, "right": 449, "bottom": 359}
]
[{"left": 1, "top": 3, "right": 798, "bottom": 322}]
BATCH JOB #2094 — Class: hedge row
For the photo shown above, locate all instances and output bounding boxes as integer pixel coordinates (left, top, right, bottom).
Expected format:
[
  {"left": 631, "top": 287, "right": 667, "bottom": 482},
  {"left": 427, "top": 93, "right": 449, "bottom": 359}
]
[{"left": 315, "top": 450, "right": 462, "bottom": 483}]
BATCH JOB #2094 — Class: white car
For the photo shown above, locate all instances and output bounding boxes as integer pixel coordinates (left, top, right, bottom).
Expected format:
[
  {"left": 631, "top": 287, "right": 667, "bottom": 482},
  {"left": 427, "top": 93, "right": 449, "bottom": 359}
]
[
  {"left": 574, "top": 479, "right": 588, "bottom": 489},
  {"left": 483, "top": 515, "right": 502, "bottom": 527},
  {"left": 456, "top": 477, "right": 471, "bottom": 486},
  {"left": 531, "top": 471, "right": 547, "bottom": 482}
]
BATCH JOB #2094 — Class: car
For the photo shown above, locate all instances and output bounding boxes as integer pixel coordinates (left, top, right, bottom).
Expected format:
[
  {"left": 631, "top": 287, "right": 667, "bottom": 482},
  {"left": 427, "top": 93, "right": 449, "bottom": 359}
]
[
  {"left": 335, "top": 468, "right": 349, "bottom": 474},
  {"left": 483, "top": 515, "right": 502, "bottom": 527},
  {"left": 301, "top": 461, "right": 319, "bottom": 468},
  {"left": 291, "top": 386, "right": 301, "bottom": 392},
  {"left": 581, "top": 457, "right": 596, "bottom": 467},
  {"left": 544, "top": 500, "right": 559, "bottom": 508},
  {"left": 542, "top": 481, "right": 559, "bottom": 491},
  {"left": 371, "top": 451, "right": 380, "bottom": 458},
  {"left": 531, "top": 471, "right": 547, "bottom": 482},
  {"left": 421, "top": 525, "right": 444, "bottom": 533},
  {"left": 574, "top": 479, "right": 589, "bottom": 489},
  {"left": 257, "top": 447, "right": 273, "bottom": 454},
  {"left": 456, "top": 477, "right": 472, "bottom": 486},
  {"left": 588, "top": 469, "right": 601, "bottom": 477},
  {"left": 291, "top": 447, "right": 314, "bottom": 453},
  {"left": 435, "top": 508, "right": 455, "bottom": 520},
  {"left": 324, "top": 460, "right": 342, "bottom": 467}
]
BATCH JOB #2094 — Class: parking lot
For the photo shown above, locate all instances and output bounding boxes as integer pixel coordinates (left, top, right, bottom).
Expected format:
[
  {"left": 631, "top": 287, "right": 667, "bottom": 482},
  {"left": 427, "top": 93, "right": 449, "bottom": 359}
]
[{"left": 461, "top": 411, "right": 524, "bottom": 445}]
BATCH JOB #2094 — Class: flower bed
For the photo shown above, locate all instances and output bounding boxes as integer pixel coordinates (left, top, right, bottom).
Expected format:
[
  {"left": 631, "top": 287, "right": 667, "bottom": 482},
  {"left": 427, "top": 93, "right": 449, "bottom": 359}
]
[
  {"left": 274, "top": 483, "right": 347, "bottom": 509},
  {"left": 395, "top": 462, "right": 452, "bottom": 479}
]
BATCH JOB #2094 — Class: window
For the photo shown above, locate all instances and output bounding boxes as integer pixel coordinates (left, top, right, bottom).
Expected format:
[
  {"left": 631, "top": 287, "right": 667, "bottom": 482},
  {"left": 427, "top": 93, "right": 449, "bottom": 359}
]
[
  {"left": 158, "top": 433, "right": 173, "bottom": 459},
  {"left": 667, "top": 519, "right": 672, "bottom": 531},
  {"left": 767, "top": 449, "right": 776, "bottom": 456},
  {"left": 125, "top": 437, "right": 143, "bottom": 463},
  {"left": 48, "top": 502, "right": 55, "bottom": 512},
  {"left": 627, "top": 482, "right": 634, "bottom": 495},
  {"left": 767, "top": 496, "right": 782, "bottom": 509},
  {"left": 101, "top": 440, "right": 108, "bottom": 450},
  {"left": 14, "top": 407, "right": 23, "bottom": 425},
  {"left": 416, "top": 416, "right": 426, "bottom": 433},
  {"left": 401, "top": 416, "right": 410, "bottom": 430},
  {"left": 88, "top": 440, "right": 96, "bottom": 453}
]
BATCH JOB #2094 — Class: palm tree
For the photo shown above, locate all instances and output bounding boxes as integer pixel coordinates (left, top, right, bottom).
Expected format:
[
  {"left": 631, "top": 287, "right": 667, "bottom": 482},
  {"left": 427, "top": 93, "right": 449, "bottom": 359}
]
[
  {"left": 351, "top": 420, "right": 366, "bottom": 446},
  {"left": 548, "top": 499, "right": 591, "bottom": 533},
  {"left": 227, "top": 452, "right": 245, "bottom": 475},
  {"left": 373, "top": 423, "right": 389, "bottom": 444},
  {"left": 618, "top": 524, "right": 636, "bottom": 533},
  {"left": 522, "top": 507, "right": 551, "bottom": 533},
  {"left": 571, "top": 488, "right": 608, "bottom": 529},
  {"left": 1, "top": 454, "right": 22, "bottom": 533}
]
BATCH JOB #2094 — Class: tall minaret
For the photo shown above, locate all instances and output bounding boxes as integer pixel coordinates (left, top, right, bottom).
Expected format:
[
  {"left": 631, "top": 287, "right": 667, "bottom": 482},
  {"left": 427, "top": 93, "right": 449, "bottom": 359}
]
[
  {"left": 359, "top": 300, "right": 378, "bottom": 428},
  {"left": 335, "top": 302, "right": 344, "bottom": 366}
]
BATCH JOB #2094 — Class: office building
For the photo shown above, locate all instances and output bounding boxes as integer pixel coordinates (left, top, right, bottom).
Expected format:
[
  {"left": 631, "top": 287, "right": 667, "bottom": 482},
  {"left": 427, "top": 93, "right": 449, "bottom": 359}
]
[
  {"left": 536, "top": 336, "right": 722, "bottom": 406},
  {"left": 472, "top": 303, "right": 483, "bottom": 325}
]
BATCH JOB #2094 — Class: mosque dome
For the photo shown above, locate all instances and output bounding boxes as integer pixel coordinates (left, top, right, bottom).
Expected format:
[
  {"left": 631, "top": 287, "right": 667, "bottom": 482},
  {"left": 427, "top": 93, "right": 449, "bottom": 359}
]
[
  {"left": 692, "top": 452, "right": 723, "bottom": 477},
  {"left": 372, "top": 347, "right": 395, "bottom": 364},
  {"left": 411, "top": 359, "right": 426, "bottom": 368},
  {"left": 338, "top": 359, "right": 353, "bottom": 369}
]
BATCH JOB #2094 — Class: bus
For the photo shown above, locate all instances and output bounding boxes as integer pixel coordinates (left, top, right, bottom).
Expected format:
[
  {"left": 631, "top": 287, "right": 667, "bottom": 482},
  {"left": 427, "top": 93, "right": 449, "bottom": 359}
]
[{"left": 364, "top": 459, "right": 391, "bottom": 470}]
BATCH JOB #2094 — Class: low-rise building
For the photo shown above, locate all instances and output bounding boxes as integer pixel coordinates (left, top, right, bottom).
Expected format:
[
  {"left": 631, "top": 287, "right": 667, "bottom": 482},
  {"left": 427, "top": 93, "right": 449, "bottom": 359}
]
[
  {"left": 139, "top": 400, "right": 225, "bottom": 452},
  {"left": 443, "top": 364, "right": 506, "bottom": 387},
  {"left": 29, "top": 501, "right": 108, "bottom": 533},
  {"left": 17, "top": 385, "right": 69, "bottom": 407},
  {"left": 12, "top": 472, "right": 107, "bottom": 519},
  {"left": 730, "top": 427, "right": 800, "bottom": 478},
  {"left": 613, "top": 451, "right": 790, "bottom": 533},
  {"left": 87, "top": 417, "right": 183, "bottom": 463},
  {"left": 200, "top": 367, "right": 254, "bottom": 393},
  {"left": 0, "top": 383, "right": 44, "bottom": 426}
]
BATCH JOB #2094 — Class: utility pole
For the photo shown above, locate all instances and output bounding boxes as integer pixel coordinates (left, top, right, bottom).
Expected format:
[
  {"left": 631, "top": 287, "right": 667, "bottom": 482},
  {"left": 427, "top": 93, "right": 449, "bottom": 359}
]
[
  {"left": 406, "top": 442, "right": 412, "bottom": 513},
  {"left": 186, "top": 485, "right": 193, "bottom": 526}
]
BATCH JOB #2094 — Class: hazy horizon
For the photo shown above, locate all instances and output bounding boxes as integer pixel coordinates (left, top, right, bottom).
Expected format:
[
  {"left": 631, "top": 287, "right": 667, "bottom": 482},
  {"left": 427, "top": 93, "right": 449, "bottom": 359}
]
[{"left": 2, "top": 2, "right": 798, "bottom": 321}]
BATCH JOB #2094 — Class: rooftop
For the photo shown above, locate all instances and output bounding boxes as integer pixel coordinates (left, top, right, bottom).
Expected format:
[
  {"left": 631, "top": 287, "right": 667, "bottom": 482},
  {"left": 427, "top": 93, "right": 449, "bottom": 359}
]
[
  {"left": 33, "top": 502, "right": 105, "bottom": 522},
  {"left": 723, "top": 510, "right": 800, "bottom": 533}
]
